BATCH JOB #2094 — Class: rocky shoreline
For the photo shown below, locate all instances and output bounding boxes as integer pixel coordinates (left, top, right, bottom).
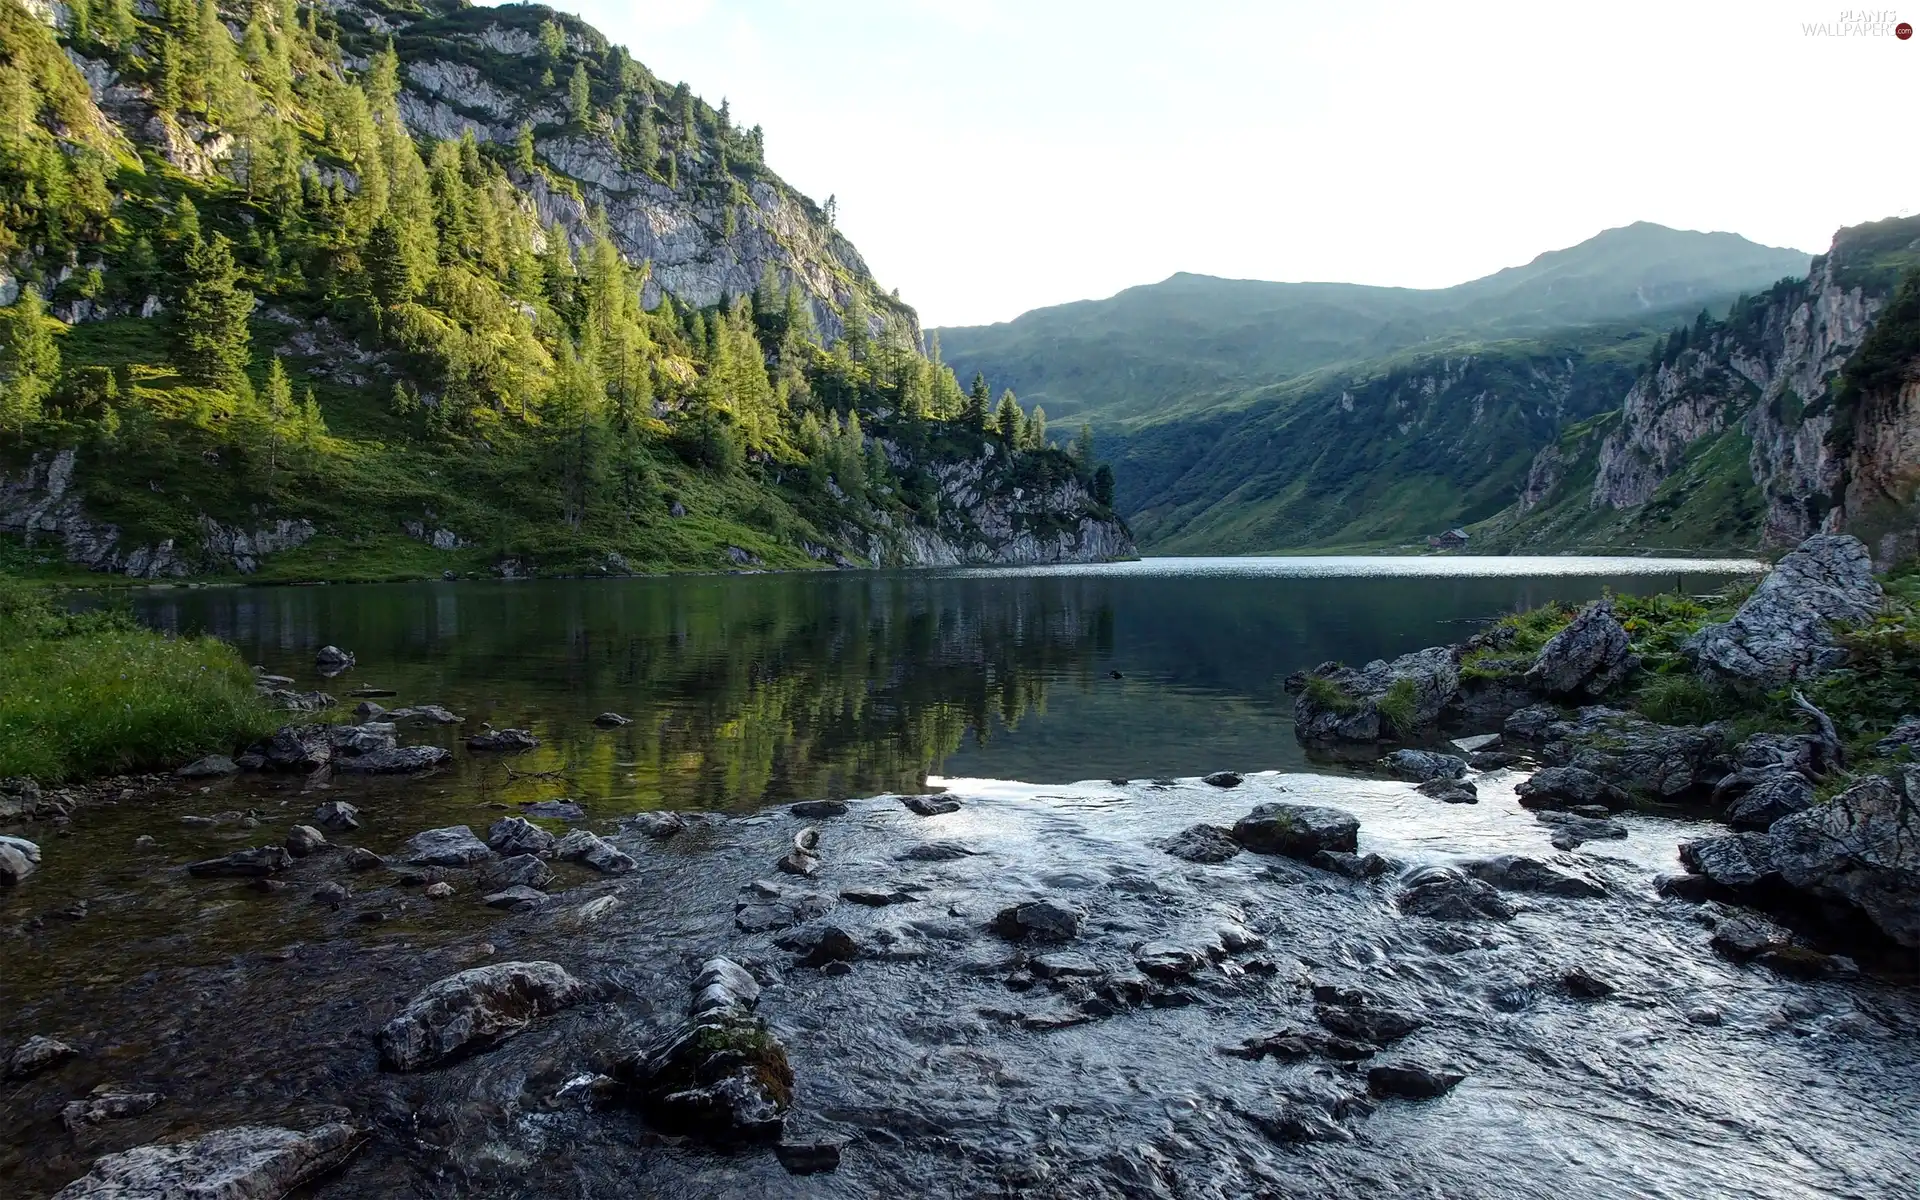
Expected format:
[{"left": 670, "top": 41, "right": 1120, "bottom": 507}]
[{"left": 4, "top": 538, "right": 1919, "bottom": 1197}]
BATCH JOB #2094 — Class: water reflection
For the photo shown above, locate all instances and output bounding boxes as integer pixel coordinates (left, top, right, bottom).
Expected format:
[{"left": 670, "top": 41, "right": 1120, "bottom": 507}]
[{"left": 126, "top": 558, "right": 1762, "bottom": 808}]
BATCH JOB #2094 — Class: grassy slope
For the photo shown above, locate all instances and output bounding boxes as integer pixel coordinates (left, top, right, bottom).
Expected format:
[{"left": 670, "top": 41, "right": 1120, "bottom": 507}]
[{"left": 0, "top": 576, "right": 279, "bottom": 780}]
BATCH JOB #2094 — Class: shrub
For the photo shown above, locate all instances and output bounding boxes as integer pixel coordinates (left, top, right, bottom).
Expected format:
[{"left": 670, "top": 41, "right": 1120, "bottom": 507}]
[
  {"left": 1634, "top": 672, "right": 1733, "bottom": 726},
  {"left": 1375, "top": 677, "right": 1419, "bottom": 733}
]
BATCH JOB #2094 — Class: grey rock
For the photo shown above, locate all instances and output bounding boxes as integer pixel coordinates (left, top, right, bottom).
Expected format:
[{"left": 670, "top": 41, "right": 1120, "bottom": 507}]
[
  {"left": 60, "top": 1091, "right": 164, "bottom": 1133},
  {"left": 1562, "top": 967, "right": 1616, "bottom": 998},
  {"left": 1450, "top": 733, "right": 1502, "bottom": 753},
  {"left": 484, "top": 885, "right": 550, "bottom": 911},
  {"left": 404, "top": 826, "right": 493, "bottom": 867},
  {"left": 50, "top": 1123, "right": 363, "bottom": 1199},
  {"left": 1725, "top": 772, "right": 1816, "bottom": 831},
  {"left": 314, "top": 645, "right": 356, "bottom": 670},
  {"left": 1368, "top": 1063, "right": 1465, "bottom": 1099},
  {"left": 1202, "top": 771, "right": 1243, "bottom": 788},
  {"left": 467, "top": 727, "right": 539, "bottom": 752},
  {"left": 0, "top": 841, "right": 34, "bottom": 886},
  {"left": 1504, "top": 703, "right": 1565, "bottom": 741},
  {"left": 898, "top": 839, "right": 981, "bottom": 861},
  {"left": 1314, "top": 849, "right": 1394, "bottom": 879},
  {"left": 1416, "top": 777, "right": 1478, "bottom": 804},
  {"left": 1770, "top": 769, "right": 1920, "bottom": 948},
  {"left": 1523, "top": 598, "right": 1635, "bottom": 698},
  {"left": 176, "top": 754, "right": 238, "bottom": 778},
  {"left": 1381, "top": 748, "right": 1468, "bottom": 782},
  {"left": 489, "top": 854, "right": 557, "bottom": 891},
  {"left": 992, "top": 899, "right": 1084, "bottom": 942},
  {"left": 390, "top": 704, "right": 464, "bottom": 725},
  {"left": 1679, "top": 832, "right": 1779, "bottom": 890},
  {"left": 592, "top": 712, "right": 633, "bottom": 727},
  {"left": 1709, "top": 912, "right": 1795, "bottom": 961},
  {"left": 690, "top": 957, "right": 762, "bottom": 1019},
  {"left": 1462, "top": 854, "right": 1605, "bottom": 898},
  {"left": 1551, "top": 709, "right": 1726, "bottom": 800},
  {"left": 186, "top": 846, "right": 292, "bottom": 878},
  {"left": 7, "top": 1035, "right": 77, "bottom": 1079},
  {"left": 0, "top": 833, "right": 41, "bottom": 865},
  {"left": 377, "top": 961, "right": 589, "bottom": 1071},
  {"left": 1689, "top": 534, "right": 1882, "bottom": 690},
  {"left": 313, "top": 801, "right": 360, "bottom": 831},
  {"left": 345, "top": 847, "right": 383, "bottom": 871},
  {"left": 1532, "top": 809, "right": 1629, "bottom": 850},
  {"left": 789, "top": 800, "right": 848, "bottom": 819},
  {"left": 256, "top": 724, "right": 332, "bottom": 771},
  {"left": 329, "top": 721, "right": 398, "bottom": 756},
  {"left": 615, "top": 958, "right": 792, "bottom": 1143},
  {"left": 777, "top": 924, "right": 861, "bottom": 967},
  {"left": 1231, "top": 803, "right": 1361, "bottom": 859},
  {"left": 1468, "top": 749, "right": 1524, "bottom": 770},
  {"left": 632, "top": 811, "right": 692, "bottom": 837},
  {"left": 1872, "top": 716, "right": 1920, "bottom": 757},
  {"left": 1315, "top": 1004, "right": 1422, "bottom": 1044},
  {"left": 487, "top": 816, "right": 556, "bottom": 857},
  {"left": 1396, "top": 865, "right": 1514, "bottom": 920},
  {"left": 334, "top": 745, "right": 451, "bottom": 774},
  {"left": 1160, "top": 823, "right": 1243, "bottom": 863},
  {"left": 840, "top": 886, "right": 917, "bottom": 907},
  {"left": 554, "top": 829, "right": 636, "bottom": 874},
  {"left": 353, "top": 700, "right": 387, "bottom": 721},
  {"left": 1135, "top": 942, "right": 1210, "bottom": 979},
  {"left": 902, "top": 794, "right": 962, "bottom": 815},
  {"left": 1516, "top": 766, "right": 1630, "bottom": 812},
  {"left": 1290, "top": 645, "right": 1460, "bottom": 742},
  {"left": 285, "top": 825, "right": 327, "bottom": 857},
  {"left": 521, "top": 799, "right": 586, "bottom": 820},
  {"left": 1032, "top": 951, "right": 1103, "bottom": 978},
  {"left": 311, "top": 881, "right": 349, "bottom": 906},
  {"left": 425, "top": 881, "right": 455, "bottom": 899},
  {"left": 774, "top": 1140, "right": 843, "bottom": 1175},
  {"left": 777, "top": 850, "right": 821, "bottom": 877},
  {"left": 1257, "top": 1104, "right": 1355, "bottom": 1145}
]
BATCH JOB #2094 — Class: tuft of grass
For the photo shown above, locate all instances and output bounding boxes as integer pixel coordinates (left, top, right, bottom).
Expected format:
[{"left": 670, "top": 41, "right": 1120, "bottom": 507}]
[
  {"left": 1302, "top": 674, "right": 1358, "bottom": 714},
  {"left": 0, "top": 576, "right": 279, "bottom": 780},
  {"left": 1375, "top": 677, "right": 1419, "bottom": 733},
  {"left": 1633, "top": 672, "right": 1736, "bottom": 726}
]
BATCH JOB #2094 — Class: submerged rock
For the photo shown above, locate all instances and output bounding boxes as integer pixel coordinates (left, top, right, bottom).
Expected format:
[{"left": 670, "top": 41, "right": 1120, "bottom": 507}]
[
  {"left": 1396, "top": 865, "right": 1514, "bottom": 921},
  {"left": 467, "top": 727, "right": 539, "bottom": 752},
  {"left": 1231, "top": 803, "right": 1361, "bottom": 860},
  {"left": 60, "top": 1091, "right": 164, "bottom": 1132},
  {"left": 789, "top": 800, "right": 847, "bottom": 819},
  {"left": 902, "top": 794, "right": 962, "bottom": 815},
  {"left": 1368, "top": 1063, "right": 1465, "bottom": 1100},
  {"left": 377, "top": 961, "right": 590, "bottom": 1071},
  {"left": 334, "top": 745, "right": 451, "bottom": 774},
  {"left": 616, "top": 957, "right": 793, "bottom": 1143},
  {"left": 593, "top": 712, "right": 633, "bottom": 727},
  {"left": 285, "top": 825, "right": 327, "bottom": 857},
  {"left": 992, "top": 899, "right": 1085, "bottom": 942},
  {"left": 1160, "top": 823, "right": 1243, "bottom": 863},
  {"left": 7, "top": 1035, "right": 77, "bottom": 1079},
  {"left": 315, "top": 644, "right": 356, "bottom": 670},
  {"left": 1532, "top": 809, "right": 1629, "bottom": 850},
  {"left": 1462, "top": 854, "right": 1606, "bottom": 899},
  {"left": 404, "top": 826, "right": 493, "bottom": 867},
  {"left": 1381, "top": 748, "right": 1467, "bottom": 783},
  {"left": 186, "top": 846, "right": 293, "bottom": 878},
  {"left": 1202, "top": 771, "right": 1243, "bottom": 788},
  {"left": 485, "top": 885, "right": 549, "bottom": 912},
  {"left": 554, "top": 830, "right": 637, "bottom": 874},
  {"left": 1689, "top": 534, "right": 1882, "bottom": 691},
  {"left": 313, "top": 800, "right": 360, "bottom": 831},
  {"left": 255, "top": 724, "right": 332, "bottom": 772},
  {"left": 898, "top": 839, "right": 981, "bottom": 862},
  {"left": 774, "top": 1140, "right": 843, "bottom": 1175},
  {"left": 1523, "top": 598, "right": 1635, "bottom": 698},
  {"left": 51, "top": 1123, "right": 363, "bottom": 1200},
  {"left": 1416, "top": 778, "right": 1478, "bottom": 805},
  {"left": 1315, "top": 1004, "right": 1422, "bottom": 1044}
]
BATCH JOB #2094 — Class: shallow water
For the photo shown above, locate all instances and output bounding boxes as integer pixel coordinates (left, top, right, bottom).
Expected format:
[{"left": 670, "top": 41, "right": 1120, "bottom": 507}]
[{"left": 17, "top": 555, "right": 1915, "bottom": 1199}]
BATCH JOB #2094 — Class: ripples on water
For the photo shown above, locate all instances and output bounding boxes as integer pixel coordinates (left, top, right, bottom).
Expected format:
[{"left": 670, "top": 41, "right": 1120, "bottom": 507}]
[{"left": 16, "top": 556, "right": 1907, "bottom": 1199}]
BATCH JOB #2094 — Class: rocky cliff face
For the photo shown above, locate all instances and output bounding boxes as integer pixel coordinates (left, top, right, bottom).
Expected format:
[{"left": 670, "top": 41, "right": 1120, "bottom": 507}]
[
  {"left": 1495, "top": 215, "right": 1920, "bottom": 556},
  {"left": 866, "top": 442, "right": 1134, "bottom": 566}
]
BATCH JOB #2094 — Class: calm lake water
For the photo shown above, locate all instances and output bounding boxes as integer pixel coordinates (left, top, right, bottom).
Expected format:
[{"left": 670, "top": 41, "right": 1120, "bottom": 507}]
[{"left": 129, "top": 556, "right": 1765, "bottom": 805}]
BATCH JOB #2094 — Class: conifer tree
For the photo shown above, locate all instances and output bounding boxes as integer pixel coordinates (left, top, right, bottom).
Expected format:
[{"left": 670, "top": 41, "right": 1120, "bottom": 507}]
[
  {"left": 1072, "top": 422, "right": 1095, "bottom": 466},
  {"left": 0, "top": 289, "right": 58, "bottom": 431},
  {"left": 637, "top": 108, "right": 660, "bottom": 175},
  {"left": 964, "top": 372, "right": 990, "bottom": 428},
  {"left": 994, "top": 389, "right": 1025, "bottom": 444},
  {"left": 568, "top": 62, "right": 591, "bottom": 123},
  {"left": 1026, "top": 403, "right": 1048, "bottom": 449},
  {"left": 515, "top": 123, "right": 536, "bottom": 174},
  {"left": 174, "top": 232, "right": 254, "bottom": 387}
]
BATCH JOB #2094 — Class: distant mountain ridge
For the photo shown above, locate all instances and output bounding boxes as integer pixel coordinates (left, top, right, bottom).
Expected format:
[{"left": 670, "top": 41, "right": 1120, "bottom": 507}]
[{"left": 936, "top": 223, "right": 1813, "bottom": 430}]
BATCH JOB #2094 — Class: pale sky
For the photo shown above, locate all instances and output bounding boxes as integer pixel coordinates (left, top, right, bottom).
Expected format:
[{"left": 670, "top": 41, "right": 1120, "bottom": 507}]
[{"left": 527, "top": 1, "right": 1918, "bottom": 328}]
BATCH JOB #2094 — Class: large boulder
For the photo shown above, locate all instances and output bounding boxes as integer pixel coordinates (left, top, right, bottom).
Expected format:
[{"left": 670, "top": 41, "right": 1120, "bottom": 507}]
[
  {"left": 1546, "top": 708, "right": 1727, "bottom": 801},
  {"left": 51, "top": 1123, "right": 363, "bottom": 1199},
  {"left": 1515, "top": 766, "right": 1630, "bottom": 812},
  {"left": 1461, "top": 854, "right": 1605, "bottom": 898},
  {"left": 1688, "top": 534, "right": 1882, "bottom": 691},
  {"left": 1678, "top": 832, "right": 1780, "bottom": 890},
  {"left": 1395, "top": 865, "right": 1514, "bottom": 920},
  {"left": 1770, "top": 770, "right": 1920, "bottom": 948},
  {"left": 1725, "top": 772, "right": 1815, "bottom": 832},
  {"left": 377, "top": 961, "right": 590, "bottom": 1071},
  {"left": 554, "top": 830, "right": 636, "bottom": 874},
  {"left": 1523, "top": 598, "right": 1636, "bottom": 698},
  {"left": 1231, "top": 803, "right": 1360, "bottom": 860},
  {"left": 616, "top": 957, "right": 793, "bottom": 1143},
  {"left": 1288, "top": 646, "right": 1459, "bottom": 743},
  {"left": 255, "top": 724, "right": 332, "bottom": 771},
  {"left": 488, "top": 816, "right": 556, "bottom": 857}
]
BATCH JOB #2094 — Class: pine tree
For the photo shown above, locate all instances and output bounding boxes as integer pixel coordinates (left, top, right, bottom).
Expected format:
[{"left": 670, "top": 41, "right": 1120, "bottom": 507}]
[
  {"left": 1026, "top": 403, "right": 1047, "bottom": 449},
  {"left": 1072, "top": 422, "right": 1095, "bottom": 466},
  {"left": 568, "top": 62, "right": 592, "bottom": 123},
  {"left": 964, "top": 372, "right": 990, "bottom": 428},
  {"left": 637, "top": 108, "right": 660, "bottom": 176},
  {"left": 174, "top": 232, "right": 254, "bottom": 387},
  {"left": 515, "top": 122, "right": 536, "bottom": 174},
  {"left": 539, "top": 18, "right": 566, "bottom": 61},
  {"left": 994, "top": 389, "right": 1025, "bottom": 445},
  {"left": 366, "top": 215, "right": 417, "bottom": 306},
  {"left": 0, "top": 290, "right": 58, "bottom": 431}
]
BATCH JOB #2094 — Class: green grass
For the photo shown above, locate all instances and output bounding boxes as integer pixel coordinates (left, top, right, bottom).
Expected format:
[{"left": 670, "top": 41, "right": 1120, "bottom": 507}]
[
  {"left": 0, "top": 577, "right": 279, "bottom": 780},
  {"left": 1302, "top": 674, "right": 1357, "bottom": 714},
  {"left": 1375, "top": 678, "right": 1418, "bottom": 732}
]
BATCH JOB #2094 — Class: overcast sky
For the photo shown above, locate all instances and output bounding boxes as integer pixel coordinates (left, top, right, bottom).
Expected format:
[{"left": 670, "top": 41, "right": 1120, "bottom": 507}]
[{"left": 529, "top": 1, "right": 1918, "bottom": 328}]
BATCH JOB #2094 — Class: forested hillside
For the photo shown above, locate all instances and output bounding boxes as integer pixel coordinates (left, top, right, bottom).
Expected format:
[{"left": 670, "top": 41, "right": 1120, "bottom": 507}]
[{"left": 0, "top": 0, "right": 1128, "bottom": 579}]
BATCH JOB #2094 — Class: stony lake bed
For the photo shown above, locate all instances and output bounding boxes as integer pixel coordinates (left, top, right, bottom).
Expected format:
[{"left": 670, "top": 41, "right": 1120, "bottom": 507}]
[{"left": 7, "top": 558, "right": 1919, "bottom": 1198}]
